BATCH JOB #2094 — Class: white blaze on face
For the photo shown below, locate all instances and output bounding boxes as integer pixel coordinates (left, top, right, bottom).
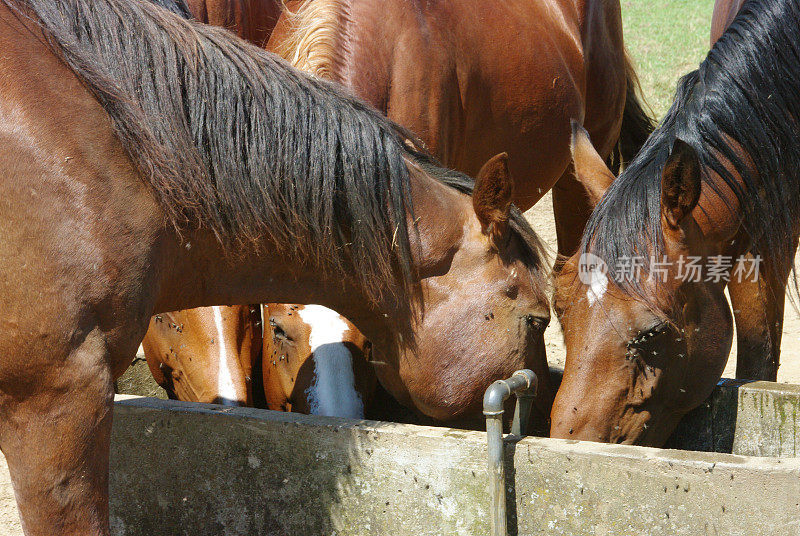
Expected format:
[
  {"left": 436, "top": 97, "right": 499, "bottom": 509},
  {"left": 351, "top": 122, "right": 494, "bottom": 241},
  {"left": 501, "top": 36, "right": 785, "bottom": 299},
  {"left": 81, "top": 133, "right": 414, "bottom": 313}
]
[
  {"left": 578, "top": 252, "right": 609, "bottom": 306},
  {"left": 586, "top": 269, "right": 609, "bottom": 306},
  {"left": 298, "top": 305, "right": 364, "bottom": 419},
  {"left": 212, "top": 306, "right": 241, "bottom": 406}
]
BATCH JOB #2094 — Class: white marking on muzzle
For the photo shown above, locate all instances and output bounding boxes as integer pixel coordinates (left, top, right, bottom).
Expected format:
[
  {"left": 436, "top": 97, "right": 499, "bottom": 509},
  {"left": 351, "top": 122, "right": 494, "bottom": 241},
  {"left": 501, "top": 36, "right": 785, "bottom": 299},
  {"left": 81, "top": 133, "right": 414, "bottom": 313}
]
[
  {"left": 212, "top": 306, "right": 240, "bottom": 406},
  {"left": 299, "top": 305, "right": 364, "bottom": 419}
]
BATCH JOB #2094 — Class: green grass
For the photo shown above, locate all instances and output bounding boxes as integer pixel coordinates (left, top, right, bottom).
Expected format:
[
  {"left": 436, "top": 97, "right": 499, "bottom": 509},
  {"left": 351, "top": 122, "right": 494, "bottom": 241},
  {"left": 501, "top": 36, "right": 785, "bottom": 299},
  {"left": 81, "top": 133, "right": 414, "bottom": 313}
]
[{"left": 621, "top": 0, "right": 716, "bottom": 119}]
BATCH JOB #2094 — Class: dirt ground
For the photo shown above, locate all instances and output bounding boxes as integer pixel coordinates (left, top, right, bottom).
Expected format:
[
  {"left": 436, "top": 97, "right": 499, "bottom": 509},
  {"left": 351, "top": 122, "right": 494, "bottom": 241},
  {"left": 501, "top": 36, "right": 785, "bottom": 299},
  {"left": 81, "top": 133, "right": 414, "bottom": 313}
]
[{"left": 525, "top": 191, "right": 800, "bottom": 384}]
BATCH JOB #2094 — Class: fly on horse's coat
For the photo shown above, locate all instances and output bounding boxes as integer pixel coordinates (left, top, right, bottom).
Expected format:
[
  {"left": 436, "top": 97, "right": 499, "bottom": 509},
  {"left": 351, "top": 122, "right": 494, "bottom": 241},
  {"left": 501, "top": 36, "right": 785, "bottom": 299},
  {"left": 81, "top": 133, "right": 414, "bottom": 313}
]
[
  {"left": 144, "top": 0, "right": 657, "bottom": 426},
  {"left": 0, "top": 0, "right": 550, "bottom": 532},
  {"left": 260, "top": 0, "right": 655, "bottom": 426},
  {"left": 552, "top": 0, "right": 800, "bottom": 446},
  {"left": 262, "top": 303, "right": 375, "bottom": 417},
  {"left": 143, "top": 305, "right": 263, "bottom": 405}
]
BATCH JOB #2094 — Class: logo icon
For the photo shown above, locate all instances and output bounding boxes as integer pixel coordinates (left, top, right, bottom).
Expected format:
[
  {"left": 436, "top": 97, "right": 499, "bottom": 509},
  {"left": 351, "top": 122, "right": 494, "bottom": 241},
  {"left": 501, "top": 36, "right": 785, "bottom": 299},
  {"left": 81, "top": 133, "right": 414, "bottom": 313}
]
[{"left": 578, "top": 252, "right": 608, "bottom": 286}]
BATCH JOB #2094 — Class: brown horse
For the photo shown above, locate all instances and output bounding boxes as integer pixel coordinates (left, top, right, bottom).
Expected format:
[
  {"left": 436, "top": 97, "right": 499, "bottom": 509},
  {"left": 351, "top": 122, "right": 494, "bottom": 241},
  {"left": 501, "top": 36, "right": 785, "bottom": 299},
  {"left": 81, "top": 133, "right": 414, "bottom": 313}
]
[
  {"left": 550, "top": 0, "right": 800, "bottom": 446},
  {"left": 138, "top": 0, "right": 276, "bottom": 409},
  {"left": 263, "top": 303, "right": 375, "bottom": 416},
  {"left": 269, "top": 0, "right": 654, "bottom": 256},
  {"left": 144, "top": 301, "right": 376, "bottom": 415},
  {"left": 264, "top": 0, "right": 653, "bottom": 426},
  {"left": 0, "top": 0, "right": 551, "bottom": 532},
  {"left": 142, "top": 305, "right": 262, "bottom": 405}
]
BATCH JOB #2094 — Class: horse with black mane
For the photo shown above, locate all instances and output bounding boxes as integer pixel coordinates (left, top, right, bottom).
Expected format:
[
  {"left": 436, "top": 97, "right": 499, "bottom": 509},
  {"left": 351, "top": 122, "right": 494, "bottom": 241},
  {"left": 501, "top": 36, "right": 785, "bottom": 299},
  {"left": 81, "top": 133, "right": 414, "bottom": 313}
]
[
  {"left": 138, "top": 0, "right": 268, "bottom": 410},
  {"left": 252, "top": 0, "right": 656, "bottom": 424},
  {"left": 551, "top": 0, "right": 800, "bottom": 446},
  {"left": 0, "top": 0, "right": 550, "bottom": 532}
]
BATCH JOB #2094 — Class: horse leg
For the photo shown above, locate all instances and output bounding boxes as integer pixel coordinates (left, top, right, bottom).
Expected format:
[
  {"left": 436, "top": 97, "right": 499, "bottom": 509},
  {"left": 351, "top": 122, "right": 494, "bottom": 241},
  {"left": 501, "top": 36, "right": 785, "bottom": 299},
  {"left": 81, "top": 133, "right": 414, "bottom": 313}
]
[
  {"left": 0, "top": 332, "right": 127, "bottom": 536},
  {"left": 728, "top": 241, "right": 797, "bottom": 381},
  {"left": 552, "top": 101, "right": 624, "bottom": 263},
  {"left": 551, "top": 164, "right": 598, "bottom": 264},
  {"left": 0, "top": 305, "right": 145, "bottom": 536}
]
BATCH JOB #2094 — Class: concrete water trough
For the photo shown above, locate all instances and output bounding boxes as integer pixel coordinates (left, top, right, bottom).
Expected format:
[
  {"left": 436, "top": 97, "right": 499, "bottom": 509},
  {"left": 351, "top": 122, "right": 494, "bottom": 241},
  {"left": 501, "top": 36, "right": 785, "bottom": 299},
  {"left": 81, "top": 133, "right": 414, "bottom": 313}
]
[{"left": 2, "top": 379, "right": 800, "bottom": 535}]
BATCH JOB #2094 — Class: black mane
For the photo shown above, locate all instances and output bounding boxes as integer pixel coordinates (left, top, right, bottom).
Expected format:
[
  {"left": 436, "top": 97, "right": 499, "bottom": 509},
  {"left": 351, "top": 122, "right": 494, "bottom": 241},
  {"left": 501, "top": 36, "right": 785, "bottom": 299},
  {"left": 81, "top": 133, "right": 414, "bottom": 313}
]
[
  {"left": 148, "top": 0, "right": 192, "bottom": 18},
  {"left": 583, "top": 0, "right": 800, "bottom": 306},
  {"left": 2, "top": 0, "right": 545, "bottom": 318}
]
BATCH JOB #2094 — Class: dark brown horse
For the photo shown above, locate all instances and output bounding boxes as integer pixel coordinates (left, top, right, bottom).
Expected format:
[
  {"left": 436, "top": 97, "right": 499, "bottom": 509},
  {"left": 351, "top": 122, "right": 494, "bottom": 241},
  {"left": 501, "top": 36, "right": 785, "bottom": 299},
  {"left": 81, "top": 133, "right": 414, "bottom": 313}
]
[
  {"left": 269, "top": 0, "right": 654, "bottom": 256},
  {"left": 187, "top": 0, "right": 280, "bottom": 45},
  {"left": 551, "top": 0, "right": 800, "bottom": 446},
  {"left": 0, "top": 0, "right": 550, "bottom": 532}
]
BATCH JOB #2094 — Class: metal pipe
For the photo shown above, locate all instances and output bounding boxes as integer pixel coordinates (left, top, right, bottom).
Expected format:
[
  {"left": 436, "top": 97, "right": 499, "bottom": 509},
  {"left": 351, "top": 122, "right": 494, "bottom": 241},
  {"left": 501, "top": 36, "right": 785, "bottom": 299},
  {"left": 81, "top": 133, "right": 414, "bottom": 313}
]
[
  {"left": 510, "top": 372, "right": 537, "bottom": 437},
  {"left": 483, "top": 369, "right": 537, "bottom": 536}
]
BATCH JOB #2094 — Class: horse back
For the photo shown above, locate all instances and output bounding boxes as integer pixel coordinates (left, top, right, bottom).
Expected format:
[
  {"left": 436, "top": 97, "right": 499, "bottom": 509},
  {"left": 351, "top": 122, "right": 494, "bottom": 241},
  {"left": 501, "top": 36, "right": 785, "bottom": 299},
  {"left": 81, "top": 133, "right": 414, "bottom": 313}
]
[{"left": 268, "top": 0, "right": 628, "bottom": 210}]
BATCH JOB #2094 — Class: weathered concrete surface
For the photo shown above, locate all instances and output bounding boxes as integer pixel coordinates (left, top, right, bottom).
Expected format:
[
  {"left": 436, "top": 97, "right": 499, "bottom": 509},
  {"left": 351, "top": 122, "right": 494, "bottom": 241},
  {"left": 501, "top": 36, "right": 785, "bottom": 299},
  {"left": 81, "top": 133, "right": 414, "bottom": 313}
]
[
  {"left": 2, "top": 388, "right": 800, "bottom": 535},
  {"left": 112, "top": 361, "right": 742, "bottom": 455},
  {"left": 109, "top": 397, "right": 489, "bottom": 536},
  {"left": 509, "top": 440, "right": 800, "bottom": 536},
  {"left": 733, "top": 381, "right": 800, "bottom": 457},
  {"left": 107, "top": 397, "right": 800, "bottom": 536}
]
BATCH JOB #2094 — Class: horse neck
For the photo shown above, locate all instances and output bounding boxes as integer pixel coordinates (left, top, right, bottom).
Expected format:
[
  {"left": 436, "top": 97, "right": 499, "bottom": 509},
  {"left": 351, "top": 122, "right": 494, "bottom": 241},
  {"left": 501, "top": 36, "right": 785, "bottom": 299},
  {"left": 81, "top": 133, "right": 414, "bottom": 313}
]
[
  {"left": 154, "top": 231, "right": 391, "bottom": 347},
  {"left": 154, "top": 162, "right": 468, "bottom": 360},
  {"left": 692, "top": 167, "right": 745, "bottom": 252}
]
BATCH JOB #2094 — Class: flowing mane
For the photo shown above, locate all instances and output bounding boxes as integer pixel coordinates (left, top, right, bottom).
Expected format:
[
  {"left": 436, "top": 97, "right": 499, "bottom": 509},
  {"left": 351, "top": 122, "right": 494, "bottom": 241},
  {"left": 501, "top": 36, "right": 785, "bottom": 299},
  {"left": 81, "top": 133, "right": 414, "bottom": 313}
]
[
  {"left": 582, "top": 0, "right": 800, "bottom": 306},
  {"left": 3, "top": 0, "right": 545, "bottom": 314},
  {"left": 149, "top": 0, "right": 192, "bottom": 18},
  {"left": 272, "top": 0, "right": 350, "bottom": 81}
]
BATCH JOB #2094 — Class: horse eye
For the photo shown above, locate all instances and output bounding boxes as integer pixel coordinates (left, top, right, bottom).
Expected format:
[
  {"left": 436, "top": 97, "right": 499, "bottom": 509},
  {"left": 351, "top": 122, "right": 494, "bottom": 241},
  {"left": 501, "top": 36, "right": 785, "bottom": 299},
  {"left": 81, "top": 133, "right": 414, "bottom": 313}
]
[
  {"left": 270, "top": 319, "right": 292, "bottom": 341},
  {"left": 628, "top": 322, "right": 669, "bottom": 347},
  {"left": 524, "top": 314, "right": 549, "bottom": 331}
]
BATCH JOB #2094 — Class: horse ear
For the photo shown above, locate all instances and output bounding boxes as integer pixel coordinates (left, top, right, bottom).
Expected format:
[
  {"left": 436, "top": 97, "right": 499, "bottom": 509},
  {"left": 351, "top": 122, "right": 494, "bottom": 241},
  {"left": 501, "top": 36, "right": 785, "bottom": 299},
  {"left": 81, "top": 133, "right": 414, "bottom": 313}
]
[
  {"left": 473, "top": 152, "right": 514, "bottom": 246},
  {"left": 661, "top": 138, "right": 701, "bottom": 228},
  {"left": 570, "top": 120, "right": 615, "bottom": 207}
]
